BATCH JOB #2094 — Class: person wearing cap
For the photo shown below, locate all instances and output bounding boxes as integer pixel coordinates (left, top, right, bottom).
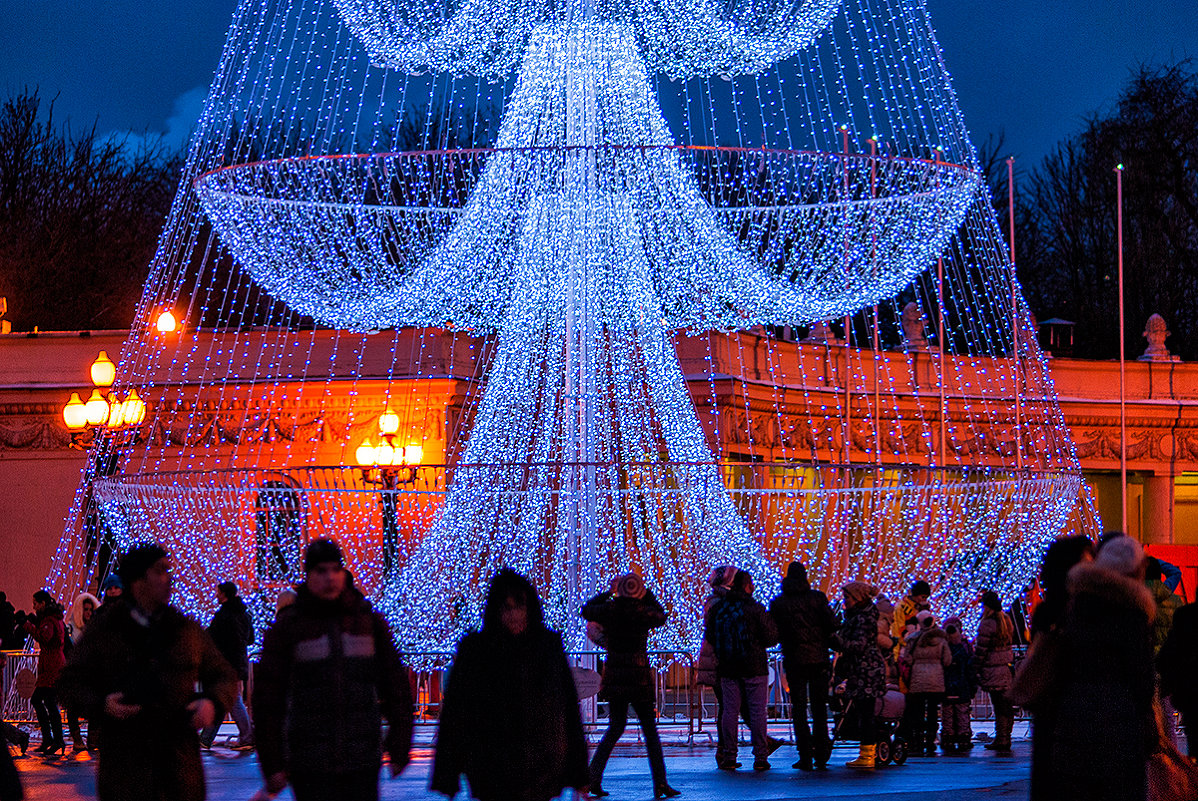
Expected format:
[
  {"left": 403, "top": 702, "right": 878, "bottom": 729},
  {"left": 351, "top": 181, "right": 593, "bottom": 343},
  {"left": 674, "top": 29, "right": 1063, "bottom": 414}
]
[
  {"left": 581, "top": 572, "right": 678, "bottom": 798},
  {"left": 1045, "top": 533, "right": 1156, "bottom": 800},
  {"left": 975, "top": 591, "right": 1016, "bottom": 752},
  {"left": 252, "top": 539, "right": 413, "bottom": 801},
  {"left": 768, "top": 561, "right": 837, "bottom": 770},
  {"left": 58, "top": 543, "right": 239, "bottom": 801},
  {"left": 98, "top": 574, "right": 123, "bottom": 608},
  {"left": 898, "top": 610, "right": 950, "bottom": 756},
  {"left": 704, "top": 569, "right": 780, "bottom": 771},
  {"left": 891, "top": 580, "right": 932, "bottom": 643},
  {"left": 831, "top": 581, "right": 886, "bottom": 769}
]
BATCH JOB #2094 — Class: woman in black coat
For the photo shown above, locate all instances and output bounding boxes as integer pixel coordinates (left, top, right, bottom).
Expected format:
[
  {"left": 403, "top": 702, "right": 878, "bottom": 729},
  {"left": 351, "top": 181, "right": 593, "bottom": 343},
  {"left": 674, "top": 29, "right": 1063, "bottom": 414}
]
[
  {"left": 1049, "top": 536, "right": 1155, "bottom": 801},
  {"left": 431, "top": 570, "right": 589, "bottom": 801},
  {"left": 582, "top": 573, "right": 679, "bottom": 799}
]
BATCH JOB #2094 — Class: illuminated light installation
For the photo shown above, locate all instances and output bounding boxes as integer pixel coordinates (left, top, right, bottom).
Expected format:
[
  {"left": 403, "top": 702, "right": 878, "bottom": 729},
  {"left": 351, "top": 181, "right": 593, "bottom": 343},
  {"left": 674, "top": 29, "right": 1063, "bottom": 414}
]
[{"left": 52, "top": 0, "right": 1087, "bottom": 653}]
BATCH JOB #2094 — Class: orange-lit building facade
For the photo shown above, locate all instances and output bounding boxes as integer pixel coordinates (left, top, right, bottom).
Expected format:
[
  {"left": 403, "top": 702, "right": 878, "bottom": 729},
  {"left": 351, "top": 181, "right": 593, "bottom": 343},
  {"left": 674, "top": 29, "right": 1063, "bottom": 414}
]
[{"left": 2, "top": 327, "right": 1196, "bottom": 604}]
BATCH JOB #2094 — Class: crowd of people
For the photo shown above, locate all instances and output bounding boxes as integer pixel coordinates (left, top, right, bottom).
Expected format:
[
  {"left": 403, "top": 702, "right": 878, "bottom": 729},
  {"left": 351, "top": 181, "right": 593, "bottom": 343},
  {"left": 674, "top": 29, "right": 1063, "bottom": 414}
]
[{"left": 0, "top": 531, "right": 1193, "bottom": 801}]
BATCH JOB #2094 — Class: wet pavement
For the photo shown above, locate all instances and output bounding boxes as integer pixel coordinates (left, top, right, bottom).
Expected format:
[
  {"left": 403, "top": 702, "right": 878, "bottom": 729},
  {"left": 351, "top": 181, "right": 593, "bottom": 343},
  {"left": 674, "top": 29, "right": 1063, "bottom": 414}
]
[{"left": 11, "top": 724, "right": 1036, "bottom": 801}]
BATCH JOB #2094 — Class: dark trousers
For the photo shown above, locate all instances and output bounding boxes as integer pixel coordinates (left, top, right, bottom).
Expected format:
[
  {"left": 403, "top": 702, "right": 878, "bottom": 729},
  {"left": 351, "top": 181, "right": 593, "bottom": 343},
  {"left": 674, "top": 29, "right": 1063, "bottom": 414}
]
[
  {"left": 901, "top": 692, "right": 941, "bottom": 749},
  {"left": 850, "top": 698, "right": 877, "bottom": 747},
  {"left": 590, "top": 699, "right": 666, "bottom": 786},
  {"left": 30, "top": 687, "right": 63, "bottom": 747},
  {"left": 718, "top": 676, "right": 770, "bottom": 762},
  {"left": 784, "top": 660, "right": 830, "bottom": 763},
  {"left": 989, "top": 689, "right": 1015, "bottom": 744},
  {"left": 710, "top": 680, "right": 751, "bottom": 759},
  {"left": 291, "top": 768, "right": 379, "bottom": 801}
]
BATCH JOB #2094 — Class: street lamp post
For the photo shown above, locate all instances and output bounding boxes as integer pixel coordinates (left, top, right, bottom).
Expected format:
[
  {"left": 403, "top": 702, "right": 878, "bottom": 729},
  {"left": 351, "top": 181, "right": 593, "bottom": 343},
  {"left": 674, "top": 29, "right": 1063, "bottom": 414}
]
[
  {"left": 356, "top": 408, "right": 423, "bottom": 572},
  {"left": 62, "top": 351, "right": 147, "bottom": 448}
]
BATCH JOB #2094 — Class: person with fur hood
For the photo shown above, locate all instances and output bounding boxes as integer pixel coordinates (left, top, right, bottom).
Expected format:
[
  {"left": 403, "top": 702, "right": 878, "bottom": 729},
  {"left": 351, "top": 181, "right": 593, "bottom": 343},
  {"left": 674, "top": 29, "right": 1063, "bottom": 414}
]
[
  {"left": 898, "top": 611, "right": 951, "bottom": 756},
  {"left": 830, "top": 582, "right": 886, "bottom": 769},
  {"left": 1048, "top": 534, "right": 1156, "bottom": 801},
  {"left": 64, "top": 592, "right": 99, "bottom": 752}
]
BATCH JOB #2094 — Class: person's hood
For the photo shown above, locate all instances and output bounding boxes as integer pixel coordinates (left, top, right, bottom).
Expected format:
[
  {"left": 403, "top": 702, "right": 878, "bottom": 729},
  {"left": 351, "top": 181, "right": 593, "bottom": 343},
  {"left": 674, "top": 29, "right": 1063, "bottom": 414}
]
[
  {"left": 1068, "top": 561, "right": 1156, "bottom": 622},
  {"left": 222, "top": 595, "right": 249, "bottom": 614},
  {"left": 914, "top": 627, "right": 946, "bottom": 648},
  {"left": 782, "top": 575, "right": 811, "bottom": 595},
  {"left": 70, "top": 592, "right": 100, "bottom": 631}
]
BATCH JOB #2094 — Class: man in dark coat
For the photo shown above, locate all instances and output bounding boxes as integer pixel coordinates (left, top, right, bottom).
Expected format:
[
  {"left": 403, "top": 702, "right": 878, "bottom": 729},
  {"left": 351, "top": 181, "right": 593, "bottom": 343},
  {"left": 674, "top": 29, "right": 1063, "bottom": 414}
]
[
  {"left": 1158, "top": 600, "right": 1198, "bottom": 756},
  {"left": 581, "top": 572, "right": 677, "bottom": 798},
  {"left": 431, "top": 569, "right": 589, "bottom": 801},
  {"left": 200, "top": 581, "right": 255, "bottom": 749},
  {"left": 252, "top": 539, "right": 413, "bottom": 801},
  {"left": 58, "top": 543, "right": 239, "bottom": 801},
  {"left": 769, "top": 561, "right": 837, "bottom": 770},
  {"left": 704, "top": 569, "right": 779, "bottom": 771}
]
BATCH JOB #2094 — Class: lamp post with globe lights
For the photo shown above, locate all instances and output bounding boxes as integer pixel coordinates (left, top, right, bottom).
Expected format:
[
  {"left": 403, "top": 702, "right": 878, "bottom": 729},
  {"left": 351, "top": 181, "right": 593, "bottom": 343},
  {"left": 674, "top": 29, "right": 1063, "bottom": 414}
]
[
  {"left": 61, "top": 351, "right": 147, "bottom": 448},
  {"left": 355, "top": 407, "right": 424, "bottom": 572}
]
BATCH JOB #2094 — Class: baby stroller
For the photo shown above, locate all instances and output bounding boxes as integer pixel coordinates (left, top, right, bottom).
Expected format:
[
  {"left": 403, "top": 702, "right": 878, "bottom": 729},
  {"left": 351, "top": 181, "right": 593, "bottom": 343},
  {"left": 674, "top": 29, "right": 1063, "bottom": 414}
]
[{"left": 830, "top": 683, "right": 909, "bottom": 765}]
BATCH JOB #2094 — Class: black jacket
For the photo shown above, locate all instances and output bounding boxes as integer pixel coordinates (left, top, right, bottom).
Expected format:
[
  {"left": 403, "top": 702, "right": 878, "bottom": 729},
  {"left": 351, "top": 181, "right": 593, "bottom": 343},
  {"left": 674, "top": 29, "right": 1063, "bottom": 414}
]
[
  {"left": 703, "top": 590, "right": 779, "bottom": 679},
  {"left": 253, "top": 584, "right": 413, "bottom": 780},
  {"left": 769, "top": 577, "right": 837, "bottom": 665},
  {"left": 207, "top": 597, "right": 254, "bottom": 681},
  {"left": 58, "top": 600, "right": 238, "bottom": 801},
  {"left": 1159, "top": 601, "right": 1198, "bottom": 710},
  {"left": 581, "top": 590, "right": 667, "bottom": 703},
  {"left": 432, "top": 627, "right": 589, "bottom": 801}
]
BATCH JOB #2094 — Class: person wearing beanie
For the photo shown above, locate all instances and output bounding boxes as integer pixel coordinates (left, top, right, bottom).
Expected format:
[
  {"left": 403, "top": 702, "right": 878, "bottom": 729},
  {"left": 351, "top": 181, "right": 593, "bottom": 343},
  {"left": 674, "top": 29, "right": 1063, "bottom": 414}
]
[
  {"left": 704, "top": 570, "right": 780, "bottom": 771},
  {"left": 58, "top": 543, "right": 238, "bottom": 801},
  {"left": 769, "top": 561, "right": 838, "bottom": 770},
  {"left": 694, "top": 565, "right": 742, "bottom": 764},
  {"left": 99, "top": 574, "right": 123, "bottom": 608},
  {"left": 1043, "top": 533, "right": 1155, "bottom": 800},
  {"left": 939, "top": 616, "right": 976, "bottom": 753},
  {"left": 891, "top": 579, "right": 932, "bottom": 642},
  {"left": 832, "top": 582, "right": 885, "bottom": 769},
  {"left": 252, "top": 539, "right": 413, "bottom": 801},
  {"left": 581, "top": 573, "right": 678, "bottom": 798}
]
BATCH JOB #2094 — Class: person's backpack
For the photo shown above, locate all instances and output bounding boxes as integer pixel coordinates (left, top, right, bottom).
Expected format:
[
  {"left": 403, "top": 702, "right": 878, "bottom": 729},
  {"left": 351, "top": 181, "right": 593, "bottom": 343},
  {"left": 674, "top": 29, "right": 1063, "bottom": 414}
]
[{"left": 709, "top": 598, "right": 750, "bottom": 669}]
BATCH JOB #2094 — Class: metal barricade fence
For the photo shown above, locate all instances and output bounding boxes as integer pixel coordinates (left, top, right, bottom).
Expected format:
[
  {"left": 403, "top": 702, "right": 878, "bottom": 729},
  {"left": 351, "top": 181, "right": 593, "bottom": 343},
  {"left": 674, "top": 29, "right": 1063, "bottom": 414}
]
[{"left": 2, "top": 650, "right": 38, "bottom": 724}]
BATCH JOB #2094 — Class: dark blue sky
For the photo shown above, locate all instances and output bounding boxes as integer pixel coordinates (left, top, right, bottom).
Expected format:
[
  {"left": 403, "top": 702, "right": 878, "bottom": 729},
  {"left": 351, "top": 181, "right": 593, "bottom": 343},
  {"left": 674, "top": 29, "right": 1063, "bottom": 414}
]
[{"left": 3, "top": 1, "right": 1196, "bottom": 166}]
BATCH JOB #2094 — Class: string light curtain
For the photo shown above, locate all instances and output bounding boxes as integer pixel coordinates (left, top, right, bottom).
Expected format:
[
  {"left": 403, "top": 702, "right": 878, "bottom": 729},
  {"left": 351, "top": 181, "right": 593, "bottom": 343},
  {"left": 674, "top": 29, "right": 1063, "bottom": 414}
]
[{"left": 49, "top": 0, "right": 1087, "bottom": 654}]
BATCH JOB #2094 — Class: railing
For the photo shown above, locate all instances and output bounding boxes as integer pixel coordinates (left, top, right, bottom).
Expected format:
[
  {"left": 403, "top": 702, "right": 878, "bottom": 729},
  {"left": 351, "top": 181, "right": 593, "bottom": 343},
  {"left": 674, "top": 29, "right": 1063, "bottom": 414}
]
[
  {"left": 1, "top": 651, "right": 38, "bottom": 724},
  {"left": 5, "top": 644, "right": 1029, "bottom": 739}
]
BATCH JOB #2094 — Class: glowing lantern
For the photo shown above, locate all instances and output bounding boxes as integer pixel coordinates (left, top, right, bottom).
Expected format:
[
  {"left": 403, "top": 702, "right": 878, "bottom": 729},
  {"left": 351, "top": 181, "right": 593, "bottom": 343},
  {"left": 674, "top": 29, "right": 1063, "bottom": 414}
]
[
  {"left": 62, "top": 393, "right": 87, "bottom": 430},
  {"left": 83, "top": 390, "right": 110, "bottom": 427},
  {"left": 90, "top": 351, "right": 116, "bottom": 388}
]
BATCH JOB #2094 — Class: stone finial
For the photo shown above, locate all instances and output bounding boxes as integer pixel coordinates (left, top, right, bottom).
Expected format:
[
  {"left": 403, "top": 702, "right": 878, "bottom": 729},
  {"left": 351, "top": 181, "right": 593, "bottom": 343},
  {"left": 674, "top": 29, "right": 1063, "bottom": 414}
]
[
  {"left": 803, "top": 320, "right": 843, "bottom": 345},
  {"left": 901, "top": 302, "right": 930, "bottom": 351},
  {"left": 1139, "top": 313, "right": 1179, "bottom": 362}
]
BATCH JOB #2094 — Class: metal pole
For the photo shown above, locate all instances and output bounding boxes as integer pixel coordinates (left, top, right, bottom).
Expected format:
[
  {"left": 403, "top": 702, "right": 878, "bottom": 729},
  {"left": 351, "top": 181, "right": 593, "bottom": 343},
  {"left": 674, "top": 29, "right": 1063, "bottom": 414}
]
[
  {"left": 1116, "top": 164, "right": 1127, "bottom": 533},
  {"left": 934, "top": 149, "right": 946, "bottom": 471},
  {"left": 841, "top": 125, "right": 852, "bottom": 467},
  {"left": 1007, "top": 157, "right": 1022, "bottom": 473},
  {"left": 870, "top": 137, "right": 881, "bottom": 464}
]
